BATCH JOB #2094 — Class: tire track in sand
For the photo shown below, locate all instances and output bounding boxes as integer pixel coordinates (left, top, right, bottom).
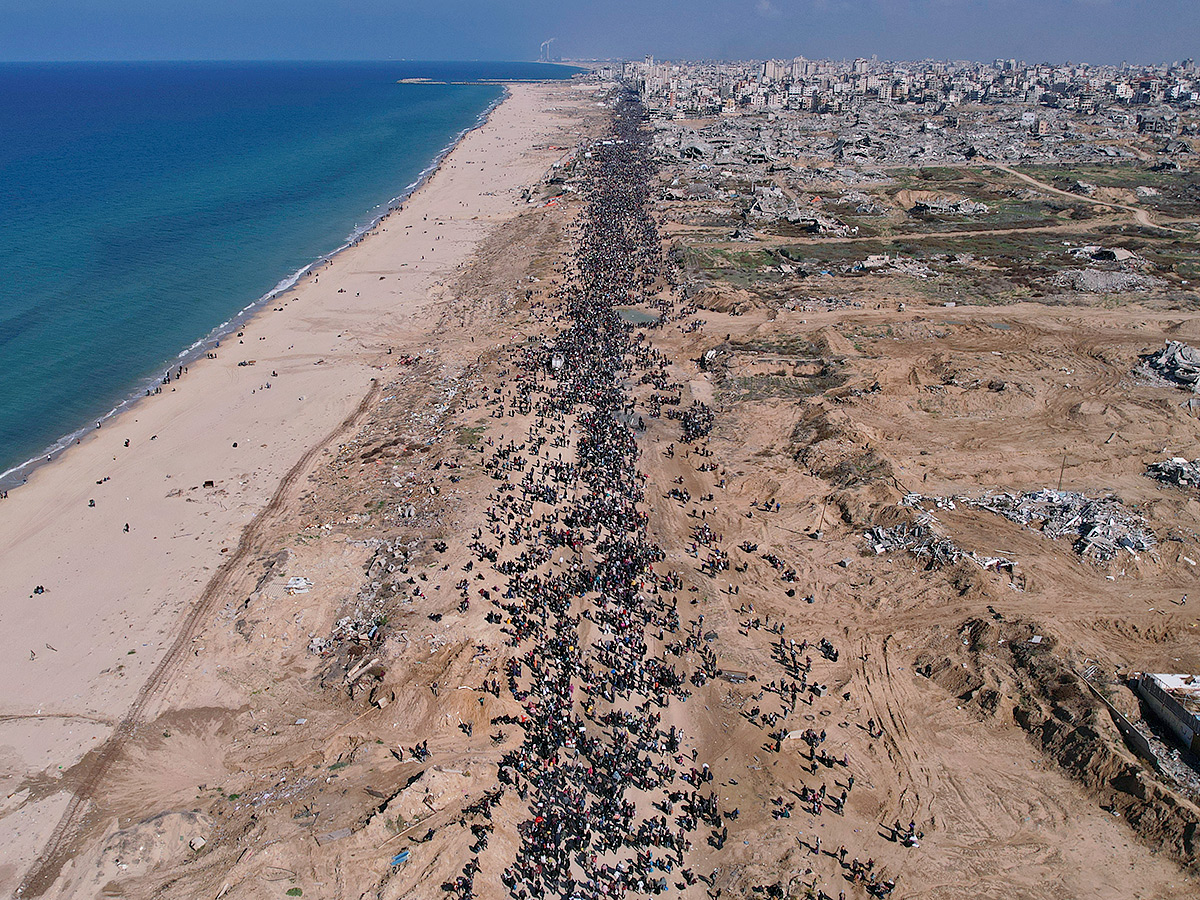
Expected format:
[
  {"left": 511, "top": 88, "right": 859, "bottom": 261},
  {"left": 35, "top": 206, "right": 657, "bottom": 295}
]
[{"left": 16, "top": 379, "right": 381, "bottom": 899}]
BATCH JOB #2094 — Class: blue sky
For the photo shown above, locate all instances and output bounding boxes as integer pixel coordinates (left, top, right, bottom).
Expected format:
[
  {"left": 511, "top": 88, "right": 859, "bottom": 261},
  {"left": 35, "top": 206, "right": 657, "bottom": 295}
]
[{"left": 0, "top": 0, "right": 1195, "bottom": 64}]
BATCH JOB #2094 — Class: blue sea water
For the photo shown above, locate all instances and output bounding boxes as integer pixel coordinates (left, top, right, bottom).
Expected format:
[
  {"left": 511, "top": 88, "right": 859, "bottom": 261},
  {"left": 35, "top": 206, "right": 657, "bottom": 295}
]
[{"left": 0, "top": 60, "right": 578, "bottom": 485}]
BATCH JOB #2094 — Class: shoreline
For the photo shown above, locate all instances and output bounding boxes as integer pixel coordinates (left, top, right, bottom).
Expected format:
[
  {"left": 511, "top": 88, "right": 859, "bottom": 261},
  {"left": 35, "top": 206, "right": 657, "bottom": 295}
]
[
  {"left": 0, "top": 80, "right": 584, "bottom": 896},
  {"left": 0, "top": 85, "right": 514, "bottom": 494}
]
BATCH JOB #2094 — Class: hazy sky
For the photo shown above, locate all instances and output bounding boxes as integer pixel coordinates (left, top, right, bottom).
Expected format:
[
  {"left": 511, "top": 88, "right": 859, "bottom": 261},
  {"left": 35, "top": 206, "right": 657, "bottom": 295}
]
[{"left": 1, "top": 0, "right": 1195, "bottom": 65}]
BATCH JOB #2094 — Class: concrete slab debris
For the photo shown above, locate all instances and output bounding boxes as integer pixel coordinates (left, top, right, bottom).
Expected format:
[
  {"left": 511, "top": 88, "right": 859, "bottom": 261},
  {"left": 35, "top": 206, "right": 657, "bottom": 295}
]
[
  {"left": 1139, "top": 341, "right": 1200, "bottom": 392},
  {"left": 1146, "top": 457, "right": 1200, "bottom": 490}
]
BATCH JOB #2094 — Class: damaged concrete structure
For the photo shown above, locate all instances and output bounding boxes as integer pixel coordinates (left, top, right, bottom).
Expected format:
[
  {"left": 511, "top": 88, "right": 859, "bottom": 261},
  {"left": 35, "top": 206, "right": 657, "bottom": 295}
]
[{"left": 1135, "top": 673, "right": 1200, "bottom": 753}]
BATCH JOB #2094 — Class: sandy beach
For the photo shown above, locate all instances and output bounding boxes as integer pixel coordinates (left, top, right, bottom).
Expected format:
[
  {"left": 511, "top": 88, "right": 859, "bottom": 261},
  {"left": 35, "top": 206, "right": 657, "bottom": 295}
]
[{"left": 0, "top": 80, "right": 591, "bottom": 896}]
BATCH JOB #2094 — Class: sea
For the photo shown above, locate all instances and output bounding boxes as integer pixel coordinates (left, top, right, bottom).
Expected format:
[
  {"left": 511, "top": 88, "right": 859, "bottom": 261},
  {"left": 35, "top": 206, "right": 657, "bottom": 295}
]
[{"left": 0, "top": 60, "right": 579, "bottom": 487}]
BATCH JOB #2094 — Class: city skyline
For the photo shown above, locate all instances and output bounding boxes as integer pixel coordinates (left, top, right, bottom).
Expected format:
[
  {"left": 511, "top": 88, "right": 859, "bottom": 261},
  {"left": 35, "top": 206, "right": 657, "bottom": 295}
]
[{"left": 1, "top": 1, "right": 1197, "bottom": 66}]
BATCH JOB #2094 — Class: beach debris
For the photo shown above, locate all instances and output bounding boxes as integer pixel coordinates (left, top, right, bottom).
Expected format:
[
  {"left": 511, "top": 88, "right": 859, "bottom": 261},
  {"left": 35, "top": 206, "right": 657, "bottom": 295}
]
[
  {"left": 345, "top": 655, "right": 381, "bottom": 686},
  {"left": 1139, "top": 341, "right": 1200, "bottom": 392},
  {"left": 1146, "top": 457, "right": 1200, "bottom": 490},
  {"left": 307, "top": 635, "right": 331, "bottom": 655},
  {"left": 284, "top": 577, "right": 313, "bottom": 595},
  {"left": 306, "top": 538, "right": 418, "bottom": 663}
]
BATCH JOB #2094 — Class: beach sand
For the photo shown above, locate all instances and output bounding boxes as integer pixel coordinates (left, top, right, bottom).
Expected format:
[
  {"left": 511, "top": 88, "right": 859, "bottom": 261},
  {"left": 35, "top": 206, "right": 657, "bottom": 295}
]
[{"left": 0, "top": 81, "right": 591, "bottom": 895}]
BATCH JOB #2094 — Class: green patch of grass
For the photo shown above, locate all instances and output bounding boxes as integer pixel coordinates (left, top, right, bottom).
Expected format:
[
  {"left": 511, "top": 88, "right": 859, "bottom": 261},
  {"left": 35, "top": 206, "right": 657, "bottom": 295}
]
[
  {"left": 916, "top": 166, "right": 966, "bottom": 183},
  {"left": 455, "top": 425, "right": 487, "bottom": 447},
  {"left": 286, "top": 890, "right": 303, "bottom": 897},
  {"left": 728, "top": 335, "right": 822, "bottom": 355},
  {"left": 1015, "top": 164, "right": 1170, "bottom": 190},
  {"left": 885, "top": 166, "right": 964, "bottom": 184},
  {"left": 776, "top": 242, "right": 888, "bottom": 266}
]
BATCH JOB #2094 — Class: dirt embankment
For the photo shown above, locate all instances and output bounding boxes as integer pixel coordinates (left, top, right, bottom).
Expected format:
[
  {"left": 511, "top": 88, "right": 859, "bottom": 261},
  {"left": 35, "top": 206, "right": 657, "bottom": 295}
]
[{"left": 917, "top": 617, "right": 1200, "bottom": 867}]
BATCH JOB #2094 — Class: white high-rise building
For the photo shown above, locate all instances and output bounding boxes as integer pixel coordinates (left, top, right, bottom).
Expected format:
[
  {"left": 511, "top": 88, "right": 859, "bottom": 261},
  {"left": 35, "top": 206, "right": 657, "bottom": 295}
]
[{"left": 762, "top": 59, "right": 787, "bottom": 83}]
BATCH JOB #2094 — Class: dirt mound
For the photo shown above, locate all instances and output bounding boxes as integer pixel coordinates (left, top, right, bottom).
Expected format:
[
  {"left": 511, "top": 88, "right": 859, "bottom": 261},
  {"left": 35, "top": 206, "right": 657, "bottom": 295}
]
[
  {"left": 382, "top": 767, "right": 474, "bottom": 824},
  {"left": 809, "top": 325, "right": 857, "bottom": 358},
  {"left": 917, "top": 617, "right": 1200, "bottom": 868},
  {"left": 791, "top": 407, "right": 897, "bottom": 493},
  {"left": 56, "top": 810, "right": 213, "bottom": 899},
  {"left": 693, "top": 286, "right": 756, "bottom": 313}
]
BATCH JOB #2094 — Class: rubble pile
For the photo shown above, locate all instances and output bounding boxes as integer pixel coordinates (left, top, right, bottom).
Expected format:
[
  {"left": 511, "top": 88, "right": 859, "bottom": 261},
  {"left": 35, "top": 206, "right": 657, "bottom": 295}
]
[
  {"left": 650, "top": 100, "right": 1139, "bottom": 173},
  {"left": 968, "top": 489, "right": 1155, "bottom": 561},
  {"left": 1069, "top": 245, "right": 1139, "bottom": 263},
  {"left": 1139, "top": 341, "right": 1200, "bottom": 392},
  {"left": 865, "top": 522, "right": 965, "bottom": 567},
  {"left": 1146, "top": 457, "right": 1200, "bottom": 489},
  {"left": 794, "top": 212, "right": 852, "bottom": 235},
  {"left": 747, "top": 185, "right": 801, "bottom": 221},
  {"left": 785, "top": 296, "right": 863, "bottom": 312},
  {"left": 856, "top": 255, "right": 934, "bottom": 278},
  {"left": 909, "top": 197, "right": 990, "bottom": 216},
  {"left": 1051, "top": 270, "right": 1164, "bottom": 293},
  {"left": 307, "top": 537, "right": 416, "bottom": 658},
  {"left": 746, "top": 186, "right": 852, "bottom": 234},
  {"left": 837, "top": 190, "right": 888, "bottom": 215},
  {"left": 900, "top": 488, "right": 1154, "bottom": 562},
  {"left": 865, "top": 520, "right": 1016, "bottom": 572}
]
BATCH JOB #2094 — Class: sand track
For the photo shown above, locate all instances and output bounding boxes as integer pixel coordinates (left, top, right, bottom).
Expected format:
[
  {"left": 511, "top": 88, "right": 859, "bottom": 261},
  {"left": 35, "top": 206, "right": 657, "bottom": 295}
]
[{"left": 15, "top": 380, "right": 381, "bottom": 898}]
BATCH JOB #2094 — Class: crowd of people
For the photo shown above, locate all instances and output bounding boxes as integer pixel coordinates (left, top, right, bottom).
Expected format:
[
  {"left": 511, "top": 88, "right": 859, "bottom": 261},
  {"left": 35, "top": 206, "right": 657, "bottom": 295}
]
[
  {"left": 427, "top": 94, "right": 724, "bottom": 900},
  {"left": 416, "top": 90, "right": 909, "bottom": 900}
]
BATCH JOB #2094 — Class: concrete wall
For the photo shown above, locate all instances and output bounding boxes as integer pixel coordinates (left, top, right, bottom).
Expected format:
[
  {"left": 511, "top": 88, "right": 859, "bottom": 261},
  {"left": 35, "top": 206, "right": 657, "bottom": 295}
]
[
  {"left": 1083, "top": 678, "right": 1157, "bottom": 765},
  {"left": 1135, "top": 673, "right": 1200, "bottom": 754}
]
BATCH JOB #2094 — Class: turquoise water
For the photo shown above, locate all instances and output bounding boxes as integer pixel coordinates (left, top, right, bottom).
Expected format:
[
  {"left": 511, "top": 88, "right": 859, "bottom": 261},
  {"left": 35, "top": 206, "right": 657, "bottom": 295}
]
[{"left": 0, "top": 61, "right": 577, "bottom": 485}]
